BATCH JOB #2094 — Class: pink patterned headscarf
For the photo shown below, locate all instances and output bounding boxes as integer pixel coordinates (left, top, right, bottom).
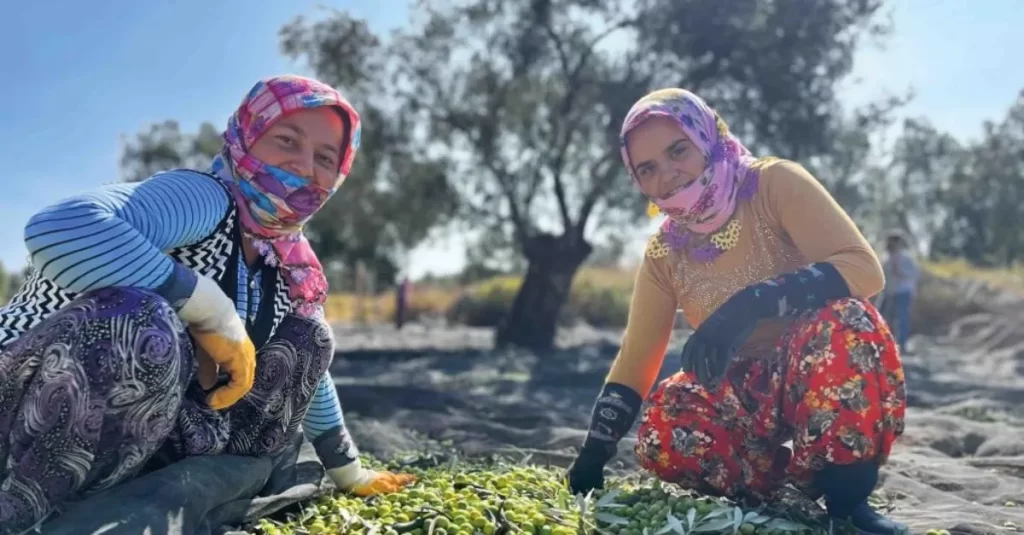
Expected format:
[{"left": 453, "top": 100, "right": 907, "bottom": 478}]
[
  {"left": 209, "top": 74, "right": 362, "bottom": 317},
  {"left": 620, "top": 88, "right": 756, "bottom": 235}
]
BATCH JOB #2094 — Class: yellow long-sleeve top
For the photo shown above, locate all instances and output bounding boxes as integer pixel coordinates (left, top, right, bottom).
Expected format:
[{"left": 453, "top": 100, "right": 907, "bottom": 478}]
[{"left": 607, "top": 159, "right": 885, "bottom": 397}]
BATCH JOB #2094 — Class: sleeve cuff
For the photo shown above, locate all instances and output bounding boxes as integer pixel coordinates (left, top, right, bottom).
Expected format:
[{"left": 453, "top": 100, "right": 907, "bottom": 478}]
[
  {"left": 325, "top": 459, "right": 365, "bottom": 490},
  {"left": 311, "top": 424, "right": 360, "bottom": 471},
  {"left": 155, "top": 262, "right": 199, "bottom": 310},
  {"left": 581, "top": 382, "right": 643, "bottom": 460}
]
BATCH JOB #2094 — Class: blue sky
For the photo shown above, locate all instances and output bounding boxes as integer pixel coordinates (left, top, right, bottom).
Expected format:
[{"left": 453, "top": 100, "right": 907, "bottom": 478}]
[{"left": 1, "top": 0, "right": 1022, "bottom": 279}]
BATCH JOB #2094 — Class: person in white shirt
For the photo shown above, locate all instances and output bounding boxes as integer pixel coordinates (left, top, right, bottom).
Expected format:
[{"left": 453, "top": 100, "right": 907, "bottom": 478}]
[{"left": 881, "top": 232, "right": 919, "bottom": 353}]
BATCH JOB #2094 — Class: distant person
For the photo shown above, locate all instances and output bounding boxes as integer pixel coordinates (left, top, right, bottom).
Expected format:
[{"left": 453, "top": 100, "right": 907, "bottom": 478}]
[
  {"left": 0, "top": 75, "right": 414, "bottom": 533},
  {"left": 565, "top": 89, "right": 908, "bottom": 534},
  {"left": 395, "top": 276, "right": 412, "bottom": 330},
  {"left": 881, "top": 232, "right": 920, "bottom": 353}
]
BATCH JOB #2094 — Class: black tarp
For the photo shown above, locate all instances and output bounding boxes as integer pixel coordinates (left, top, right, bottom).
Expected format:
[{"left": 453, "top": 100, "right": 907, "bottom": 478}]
[{"left": 38, "top": 434, "right": 325, "bottom": 535}]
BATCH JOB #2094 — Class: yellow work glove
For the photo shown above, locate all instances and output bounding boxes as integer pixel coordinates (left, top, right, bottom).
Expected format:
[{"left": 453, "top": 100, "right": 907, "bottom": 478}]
[
  {"left": 177, "top": 274, "right": 256, "bottom": 410},
  {"left": 327, "top": 460, "right": 417, "bottom": 497}
]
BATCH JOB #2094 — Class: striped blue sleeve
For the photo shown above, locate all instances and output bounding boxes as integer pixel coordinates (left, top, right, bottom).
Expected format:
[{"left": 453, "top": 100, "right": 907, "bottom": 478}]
[
  {"left": 23, "top": 170, "right": 230, "bottom": 301},
  {"left": 304, "top": 372, "right": 360, "bottom": 469},
  {"left": 303, "top": 372, "right": 350, "bottom": 442}
]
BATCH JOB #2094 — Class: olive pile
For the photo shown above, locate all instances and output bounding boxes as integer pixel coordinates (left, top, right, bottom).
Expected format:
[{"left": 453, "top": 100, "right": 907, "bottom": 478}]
[
  {"left": 253, "top": 464, "right": 581, "bottom": 535},
  {"left": 246, "top": 458, "right": 936, "bottom": 535}
]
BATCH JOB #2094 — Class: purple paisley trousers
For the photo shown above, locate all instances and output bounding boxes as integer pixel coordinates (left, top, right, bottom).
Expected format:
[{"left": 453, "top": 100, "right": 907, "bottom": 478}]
[{"left": 0, "top": 287, "right": 333, "bottom": 533}]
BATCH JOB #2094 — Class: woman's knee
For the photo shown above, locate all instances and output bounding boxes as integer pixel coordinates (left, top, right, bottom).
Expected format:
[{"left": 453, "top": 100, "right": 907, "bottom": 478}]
[
  {"left": 69, "top": 287, "right": 177, "bottom": 322},
  {"left": 815, "top": 297, "right": 874, "bottom": 318},
  {"left": 636, "top": 403, "right": 757, "bottom": 496},
  {"left": 52, "top": 287, "right": 192, "bottom": 389},
  {"left": 637, "top": 372, "right": 723, "bottom": 466},
  {"left": 267, "top": 315, "right": 335, "bottom": 373},
  {"left": 273, "top": 315, "right": 333, "bottom": 349},
  {"left": 637, "top": 373, "right": 784, "bottom": 498},
  {"left": 802, "top": 297, "right": 891, "bottom": 337},
  {"left": 651, "top": 370, "right": 715, "bottom": 401}
]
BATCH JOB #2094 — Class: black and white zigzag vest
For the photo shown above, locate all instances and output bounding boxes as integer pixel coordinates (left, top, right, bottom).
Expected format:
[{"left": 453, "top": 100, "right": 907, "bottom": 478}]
[{"left": 0, "top": 172, "right": 293, "bottom": 351}]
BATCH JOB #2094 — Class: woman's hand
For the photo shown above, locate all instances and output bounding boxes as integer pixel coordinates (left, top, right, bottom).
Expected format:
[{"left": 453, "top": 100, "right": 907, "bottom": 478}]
[
  {"left": 327, "top": 461, "right": 417, "bottom": 497},
  {"left": 568, "top": 383, "right": 643, "bottom": 495},
  {"left": 178, "top": 274, "right": 257, "bottom": 409},
  {"left": 681, "top": 263, "right": 853, "bottom": 385},
  {"left": 679, "top": 307, "right": 756, "bottom": 385},
  {"left": 566, "top": 448, "right": 607, "bottom": 495},
  {"left": 347, "top": 471, "right": 418, "bottom": 497}
]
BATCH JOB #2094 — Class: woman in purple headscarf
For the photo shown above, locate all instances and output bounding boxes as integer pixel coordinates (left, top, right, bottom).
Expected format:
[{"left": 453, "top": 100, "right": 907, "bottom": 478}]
[{"left": 566, "top": 89, "right": 909, "bottom": 534}]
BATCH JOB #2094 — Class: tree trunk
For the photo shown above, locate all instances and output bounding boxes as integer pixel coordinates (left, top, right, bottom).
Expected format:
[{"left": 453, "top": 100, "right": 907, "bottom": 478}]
[{"left": 495, "top": 232, "right": 592, "bottom": 350}]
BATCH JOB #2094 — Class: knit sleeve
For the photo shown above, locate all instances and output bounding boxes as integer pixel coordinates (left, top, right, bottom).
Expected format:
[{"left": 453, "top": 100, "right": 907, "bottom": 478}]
[
  {"left": 302, "top": 372, "right": 349, "bottom": 440},
  {"left": 760, "top": 160, "right": 885, "bottom": 299},
  {"left": 303, "top": 371, "right": 361, "bottom": 470},
  {"left": 604, "top": 232, "right": 679, "bottom": 397},
  {"left": 23, "top": 170, "right": 230, "bottom": 303}
]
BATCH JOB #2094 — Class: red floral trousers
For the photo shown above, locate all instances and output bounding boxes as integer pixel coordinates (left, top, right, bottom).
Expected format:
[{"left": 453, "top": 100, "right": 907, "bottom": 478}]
[{"left": 636, "top": 298, "right": 906, "bottom": 500}]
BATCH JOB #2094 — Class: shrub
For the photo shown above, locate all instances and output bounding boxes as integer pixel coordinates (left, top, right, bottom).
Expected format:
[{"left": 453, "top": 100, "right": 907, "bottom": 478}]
[
  {"left": 563, "top": 282, "right": 631, "bottom": 327},
  {"left": 908, "top": 268, "right": 994, "bottom": 336},
  {"left": 443, "top": 269, "right": 636, "bottom": 328},
  {"left": 325, "top": 287, "right": 458, "bottom": 325},
  {"left": 445, "top": 276, "right": 521, "bottom": 327},
  {"left": 323, "top": 260, "right": 1018, "bottom": 336}
]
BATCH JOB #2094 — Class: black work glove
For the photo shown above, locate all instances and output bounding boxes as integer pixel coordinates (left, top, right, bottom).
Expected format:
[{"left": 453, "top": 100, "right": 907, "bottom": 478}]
[
  {"left": 680, "top": 262, "right": 852, "bottom": 385},
  {"left": 567, "top": 383, "right": 642, "bottom": 495},
  {"left": 679, "top": 305, "right": 757, "bottom": 386},
  {"left": 567, "top": 447, "right": 607, "bottom": 496}
]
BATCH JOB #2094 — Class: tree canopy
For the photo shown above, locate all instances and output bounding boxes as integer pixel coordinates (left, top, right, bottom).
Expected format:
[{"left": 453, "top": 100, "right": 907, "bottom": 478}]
[{"left": 116, "top": 0, "right": 1024, "bottom": 347}]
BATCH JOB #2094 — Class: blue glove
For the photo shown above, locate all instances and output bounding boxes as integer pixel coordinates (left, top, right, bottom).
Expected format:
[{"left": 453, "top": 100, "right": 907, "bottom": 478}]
[{"left": 680, "top": 262, "right": 851, "bottom": 385}]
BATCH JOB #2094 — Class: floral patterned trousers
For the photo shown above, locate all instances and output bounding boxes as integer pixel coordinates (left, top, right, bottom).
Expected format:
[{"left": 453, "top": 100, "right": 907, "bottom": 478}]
[{"left": 636, "top": 298, "right": 906, "bottom": 501}]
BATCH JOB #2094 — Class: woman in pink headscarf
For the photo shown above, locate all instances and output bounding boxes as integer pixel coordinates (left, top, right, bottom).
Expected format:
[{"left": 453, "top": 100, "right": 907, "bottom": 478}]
[
  {"left": 0, "top": 75, "right": 414, "bottom": 533},
  {"left": 566, "top": 89, "right": 908, "bottom": 534}
]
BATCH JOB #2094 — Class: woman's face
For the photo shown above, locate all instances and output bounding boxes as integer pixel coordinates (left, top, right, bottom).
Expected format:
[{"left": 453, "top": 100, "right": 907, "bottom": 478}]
[
  {"left": 249, "top": 107, "right": 346, "bottom": 189},
  {"left": 625, "top": 116, "right": 707, "bottom": 200}
]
